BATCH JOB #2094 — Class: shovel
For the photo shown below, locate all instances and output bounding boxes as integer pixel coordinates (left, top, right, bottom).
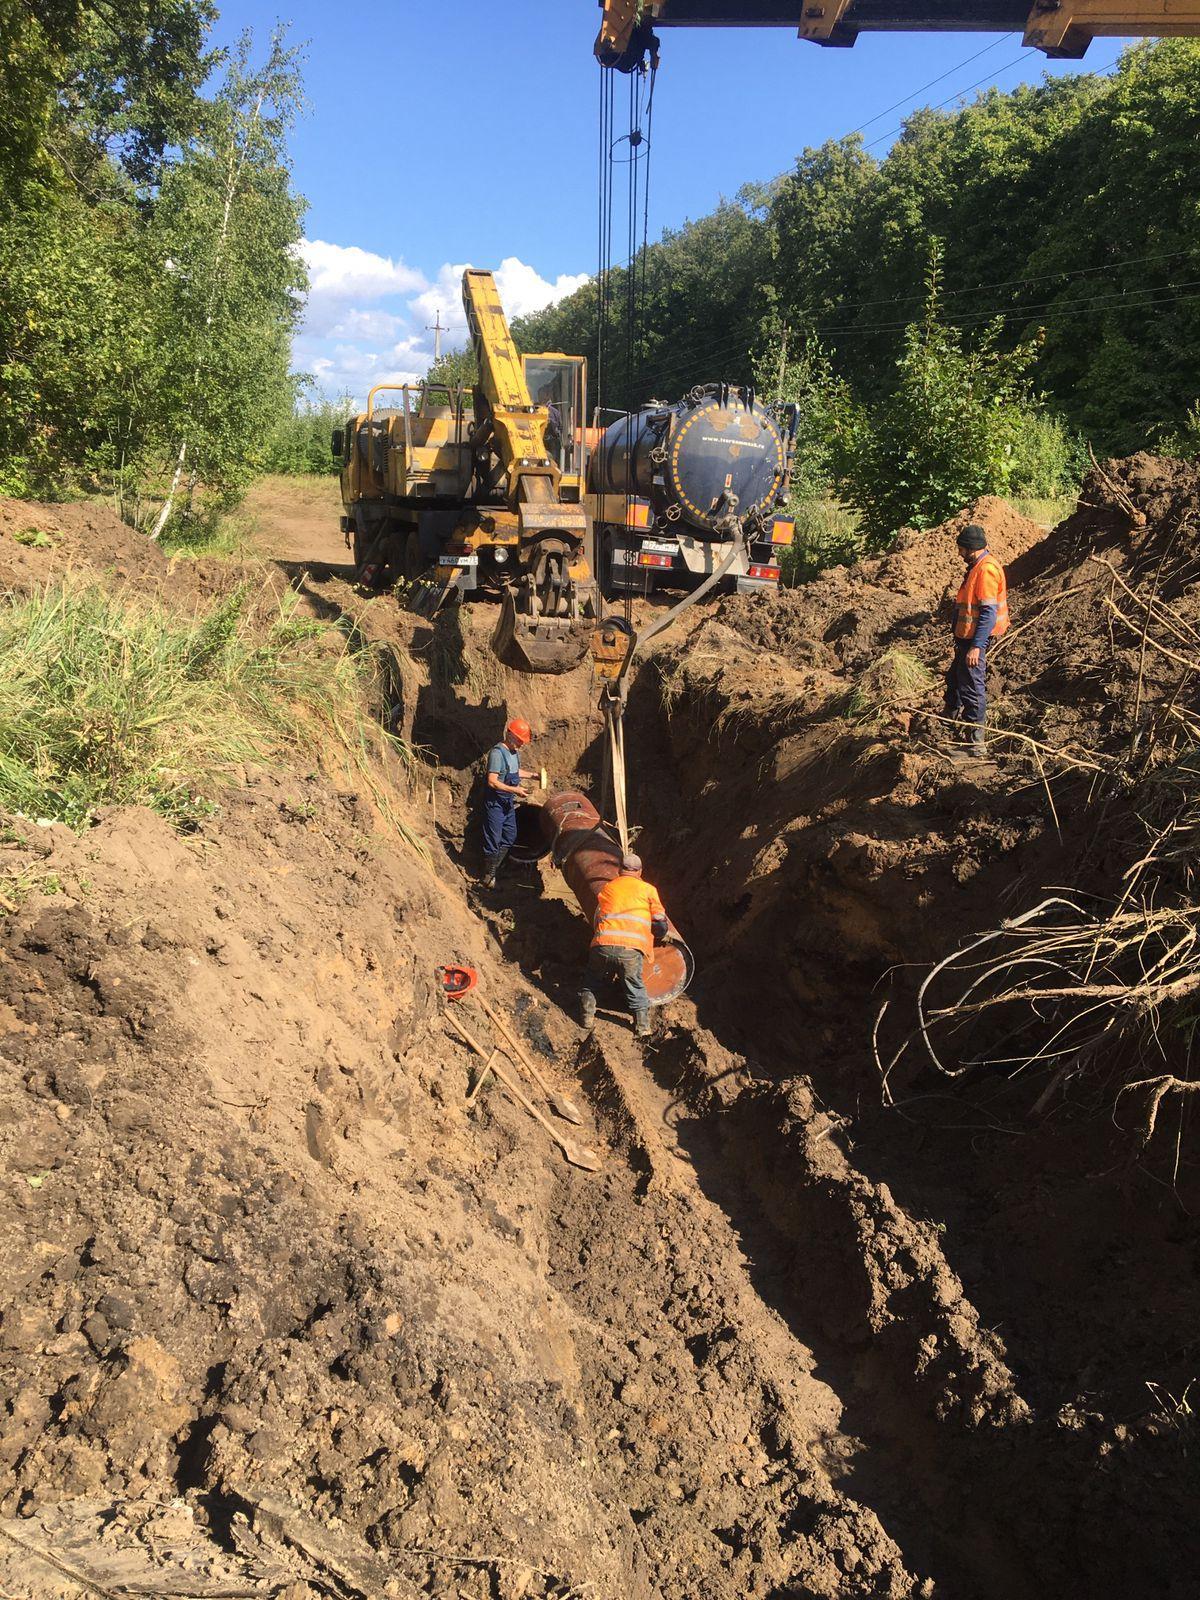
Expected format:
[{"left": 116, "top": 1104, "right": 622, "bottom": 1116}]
[
  {"left": 474, "top": 995, "right": 586, "bottom": 1126},
  {"left": 466, "top": 1046, "right": 502, "bottom": 1107},
  {"left": 446, "top": 1013, "right": 601, "bottom": 1173}
]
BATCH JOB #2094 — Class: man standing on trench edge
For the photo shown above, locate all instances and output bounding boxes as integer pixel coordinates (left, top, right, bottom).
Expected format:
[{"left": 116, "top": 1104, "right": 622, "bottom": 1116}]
[
  {"left": 944, "top": 523, "right": 1009, "bottom": 754},
  {"left": 580, "top": 853, "right": 670, "bottom": 1039},
  {"left": 480, "top": 717, "right": 535, "bottom": 889}
]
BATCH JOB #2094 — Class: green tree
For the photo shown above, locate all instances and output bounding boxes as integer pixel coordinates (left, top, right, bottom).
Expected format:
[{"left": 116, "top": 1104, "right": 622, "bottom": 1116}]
[
  {"left": 148, "top": 28, "right": 307, "bottom": 533},
  {"left": 514, "top": 188, "right": 774, "bottom": 412},
  {"left": 263, "top": 390, "right": 352, "bottom": 475},
  {"left": 835, "top": 245, "right": 1044, "bottom": 546},
  {"left": 425, "top": 345, "right": 478, "bottom": 389}
]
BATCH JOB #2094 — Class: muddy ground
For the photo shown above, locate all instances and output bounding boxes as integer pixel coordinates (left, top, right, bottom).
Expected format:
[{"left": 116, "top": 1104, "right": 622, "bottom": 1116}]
[{"left": 0, "top": 470, "right": 1196, "bottom": 1598}]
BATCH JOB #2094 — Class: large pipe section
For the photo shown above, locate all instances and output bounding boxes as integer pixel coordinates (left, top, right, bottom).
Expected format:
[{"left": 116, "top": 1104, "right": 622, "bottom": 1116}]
[{"left": 539, "top": 790, "right": 694, "bottom": 1007}]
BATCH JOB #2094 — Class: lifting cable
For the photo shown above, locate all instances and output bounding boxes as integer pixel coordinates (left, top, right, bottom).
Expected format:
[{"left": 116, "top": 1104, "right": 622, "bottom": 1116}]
[{"left": 596, "top": 49, "right": 656, "bottom": 853}]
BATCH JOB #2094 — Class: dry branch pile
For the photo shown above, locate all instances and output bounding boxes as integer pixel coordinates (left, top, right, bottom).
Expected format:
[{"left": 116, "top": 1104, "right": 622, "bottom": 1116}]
[{"left": 881, "top": 455, "right": 1200, "bottom": 1143}]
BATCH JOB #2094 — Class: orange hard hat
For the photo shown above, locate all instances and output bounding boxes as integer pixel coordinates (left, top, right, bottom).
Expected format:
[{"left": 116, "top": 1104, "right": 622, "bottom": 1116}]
[{"left": 505, "top": 717, "right": 531, "bottom": 746}]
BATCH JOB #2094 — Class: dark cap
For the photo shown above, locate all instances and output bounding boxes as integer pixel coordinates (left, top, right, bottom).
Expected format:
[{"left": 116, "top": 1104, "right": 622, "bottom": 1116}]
[{"left": 956, "top": 523, "right": 987, "bottom": 551}]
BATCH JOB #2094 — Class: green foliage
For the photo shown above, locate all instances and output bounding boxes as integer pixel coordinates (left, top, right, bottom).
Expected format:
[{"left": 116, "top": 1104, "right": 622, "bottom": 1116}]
[
  {"left": 754, "top": 329, "right": 853, "bottom": 500},
  {"left": 769, "top": 44, "right": 1200, "bottom": 449},
  {"left": 845, "top": 647, "right": 935, "bottom": 727},
  {"left": 157, "top": 504, "right": 255, "bottom": 557},
  {"left": 0, "top": 580, "right": 422, "bottom": 847},
  {"left": 1157, "top": 401, "right": 1200, "bottom": 461},
  {"left": 514, "top": 189, "right": 774, "bottom": 412},
  {"left": 780, "top": 501, "right": 864, "bottom": 584},
  {"left": 425, "top": 346, "right": 478, "bottom": 389},
  {"left": 0, "top": 0, "right": 216, "bottom": 195},
  {"left": 262, "top": 391, "right": 351, "bottom": 475},
  {"left": 832, "top": 246, "right": 1045, "bottom": 546},
  {"left": 515, "top": 42, "right": 1200, "bottom": 455},
  {"left": 147, "top": 28, "right": 307, "bottom": 526},
  {"left": 0, "top": 8, "right": 306, "bottom": 520},
  {"left": 1007, "top": 409, "right": 1087, "bottom": 498}
]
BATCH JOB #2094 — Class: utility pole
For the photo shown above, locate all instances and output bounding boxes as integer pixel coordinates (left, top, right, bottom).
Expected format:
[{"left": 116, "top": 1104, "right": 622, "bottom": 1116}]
[{"left": 426, "top": 310, "right": 444, "bottom": 363}]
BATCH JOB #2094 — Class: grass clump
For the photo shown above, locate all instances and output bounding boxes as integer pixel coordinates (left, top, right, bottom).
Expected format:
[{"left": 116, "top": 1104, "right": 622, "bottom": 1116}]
[
  {"left": 157, "top": 505, "right": 256, "bottom": 558},
  {"left": 845, "top": 647, "right": 935, "bottom": 728},
  {"left": 0, "top": 579, "right": 424, "bottom": 850}
]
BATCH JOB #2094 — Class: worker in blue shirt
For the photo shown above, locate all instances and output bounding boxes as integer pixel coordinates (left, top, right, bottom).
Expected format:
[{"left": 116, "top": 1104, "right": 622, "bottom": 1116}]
[{"left": 480, "top": 717, "right": 534, "bottom": 888}]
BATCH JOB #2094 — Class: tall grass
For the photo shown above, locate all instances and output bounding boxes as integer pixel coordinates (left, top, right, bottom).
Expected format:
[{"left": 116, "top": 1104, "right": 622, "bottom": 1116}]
[
  {"left": 780, "top": 500, "right": 864, "bottom": 584},
  {"left": 0, "top": 580, "right": 424, "bottom": 852}
]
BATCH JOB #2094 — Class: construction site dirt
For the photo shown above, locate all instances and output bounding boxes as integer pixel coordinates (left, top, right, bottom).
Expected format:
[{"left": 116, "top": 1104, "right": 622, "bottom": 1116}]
[{"left": 2, "top": 465, "right": 1198, "bottom": 1599}]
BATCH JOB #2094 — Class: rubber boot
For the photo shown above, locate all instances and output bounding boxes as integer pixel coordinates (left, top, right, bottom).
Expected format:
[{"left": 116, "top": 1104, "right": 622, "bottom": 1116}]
[
  {"left": 970, "top": 725, "right": 988, "bottom": 756},
  {"left": 633, "top": 1009, "right": 651, "bottom": 1039},
  {"left": 580, "top": 993, "right": 596, "bottom": 1035},
  {"left": 480, "top": 848, "right": 508, "bottom": 889}
]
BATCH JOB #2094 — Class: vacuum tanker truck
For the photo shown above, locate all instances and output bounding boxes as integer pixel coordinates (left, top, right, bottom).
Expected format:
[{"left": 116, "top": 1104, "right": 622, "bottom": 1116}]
[{"left": 588, "top": 383, "right": 798, "bottom": 597}]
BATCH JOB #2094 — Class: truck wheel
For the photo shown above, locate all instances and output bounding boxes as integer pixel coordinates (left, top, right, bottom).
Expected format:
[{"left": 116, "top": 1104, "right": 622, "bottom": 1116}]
[{"left": 351, "top": 522, "right": 366, "bottom": 570}]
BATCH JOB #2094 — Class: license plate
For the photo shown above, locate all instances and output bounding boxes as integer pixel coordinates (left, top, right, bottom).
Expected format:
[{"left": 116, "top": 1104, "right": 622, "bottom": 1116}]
[
  {"left": 641, "top": 540, "right": 678, "bottom": 556},
  {"left": 439, "top": 553, "right": 478, "bottom": 566}
]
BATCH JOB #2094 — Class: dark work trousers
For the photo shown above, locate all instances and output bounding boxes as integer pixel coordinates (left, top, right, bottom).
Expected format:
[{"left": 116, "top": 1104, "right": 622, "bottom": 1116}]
[
  {"left": 481, "top": 796, "right": 517, "bottom": 870},
  {"left": 580, "top": 944, "right": 649, "bottom": 1017},
  {"left": 944, "top": 639, "right": 988, "bottom": 728}
]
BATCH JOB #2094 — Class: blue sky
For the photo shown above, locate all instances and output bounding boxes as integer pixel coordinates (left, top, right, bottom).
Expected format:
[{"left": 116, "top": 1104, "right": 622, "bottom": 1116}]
[{"left": 209, "top": 1, "right": 1131, "bottom": 401}]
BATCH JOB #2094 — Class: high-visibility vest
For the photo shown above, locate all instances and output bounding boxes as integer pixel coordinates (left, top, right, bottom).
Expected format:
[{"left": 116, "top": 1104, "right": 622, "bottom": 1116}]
[
  {"left": 592, "top": 875, "right": 666, "bottom": 960},
  {"left": 954, "top": 553, "right": 1009, "bottom": 642}
]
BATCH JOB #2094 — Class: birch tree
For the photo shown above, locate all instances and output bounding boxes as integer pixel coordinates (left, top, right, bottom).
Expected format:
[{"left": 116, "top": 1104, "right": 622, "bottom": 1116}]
[{"left": 149, "top": 28, "right": 306, "bottom": 535}]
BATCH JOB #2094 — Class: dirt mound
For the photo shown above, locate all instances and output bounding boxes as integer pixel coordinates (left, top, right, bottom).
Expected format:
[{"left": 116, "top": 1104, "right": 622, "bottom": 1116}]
[
  {"left": 723, "top": 496, "right": 1046, "bottom": 672},
  {"left": 0, "top": 497, "right": 285, "bottom": 608},
  {"left": 0, "top": 499, "right": 175, "bottom": 592}
]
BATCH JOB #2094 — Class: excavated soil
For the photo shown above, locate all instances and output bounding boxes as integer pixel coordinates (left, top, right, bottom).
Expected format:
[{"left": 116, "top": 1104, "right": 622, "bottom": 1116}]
[{"left": 2, "top": 467, "right": 1198, "bottom": 1598}]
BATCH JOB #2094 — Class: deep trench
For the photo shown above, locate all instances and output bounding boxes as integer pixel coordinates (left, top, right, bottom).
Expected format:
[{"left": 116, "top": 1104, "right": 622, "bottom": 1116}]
[
  {"left": 404, "top": 640, "right": 1058, "bottom": 1600},
  {"left": 330, "top": 586, "right": 1197, "bottom": 1599}
]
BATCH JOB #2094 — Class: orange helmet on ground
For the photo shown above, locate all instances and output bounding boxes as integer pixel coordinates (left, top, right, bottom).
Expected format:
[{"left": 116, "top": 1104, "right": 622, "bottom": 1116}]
[{"left": 505, "top": 717, "right": 531, "bottom": 746}]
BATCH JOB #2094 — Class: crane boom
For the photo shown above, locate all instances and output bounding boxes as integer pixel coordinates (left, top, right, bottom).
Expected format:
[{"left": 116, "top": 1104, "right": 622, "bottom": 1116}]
[{"left": 596, "top": 0, "right": 1200, "bottom": 63}]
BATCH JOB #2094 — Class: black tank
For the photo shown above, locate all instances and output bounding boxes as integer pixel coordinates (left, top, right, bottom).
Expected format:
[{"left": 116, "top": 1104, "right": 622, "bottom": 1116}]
[{"left": 591, "top": 385, "right": 787, "bottom": 538}]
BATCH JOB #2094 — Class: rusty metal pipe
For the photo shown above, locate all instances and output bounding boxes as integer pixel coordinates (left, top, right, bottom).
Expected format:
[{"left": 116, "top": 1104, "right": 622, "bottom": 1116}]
[{"left": 539, "top": 791, "right": 694, "bottom": 1007}]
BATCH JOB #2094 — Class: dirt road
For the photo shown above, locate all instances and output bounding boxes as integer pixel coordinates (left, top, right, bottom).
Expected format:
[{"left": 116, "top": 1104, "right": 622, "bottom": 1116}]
[{"left": 243, "top": 474, "right": 349, "bottom": 568}]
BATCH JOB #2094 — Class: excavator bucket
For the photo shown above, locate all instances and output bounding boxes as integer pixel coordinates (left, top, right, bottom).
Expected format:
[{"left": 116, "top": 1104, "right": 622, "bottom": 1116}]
[{"left": 492, "top": 591, "right": 595, "bottom": 674}]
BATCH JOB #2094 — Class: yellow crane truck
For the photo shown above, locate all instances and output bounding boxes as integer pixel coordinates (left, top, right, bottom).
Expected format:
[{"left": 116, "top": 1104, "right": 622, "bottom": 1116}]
[{"left": 332, "top": 268, "right": 597, "bottom": 674}]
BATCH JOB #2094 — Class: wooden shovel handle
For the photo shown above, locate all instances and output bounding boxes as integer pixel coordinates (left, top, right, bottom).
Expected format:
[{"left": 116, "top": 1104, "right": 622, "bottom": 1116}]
[{"left": 475, "top": 996, "right": 552, "bottom": 1096}]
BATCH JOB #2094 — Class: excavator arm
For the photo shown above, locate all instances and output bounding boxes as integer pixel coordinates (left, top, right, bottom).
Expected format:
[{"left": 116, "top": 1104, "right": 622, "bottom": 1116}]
[
  {"left": 460, "top": 268, "right": 598, "bottom": 673},
  {"left": 462, "top": 268, "right": 562, "bottom": 504},
  {"left": 596, "top": 0, "right": 1200, "bottom": 63}
]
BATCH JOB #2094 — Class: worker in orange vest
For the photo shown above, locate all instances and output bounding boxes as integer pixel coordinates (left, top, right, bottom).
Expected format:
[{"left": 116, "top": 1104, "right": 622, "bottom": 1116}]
[
  {"left": 944, "top": 524, "right": 1009, "bottom": 754},
  {"left": 580, "top": 853, "right": 669, "bottom": 1039}
]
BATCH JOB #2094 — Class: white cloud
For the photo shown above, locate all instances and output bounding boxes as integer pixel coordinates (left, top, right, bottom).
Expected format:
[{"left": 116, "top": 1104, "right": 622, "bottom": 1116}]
[
  {"left": 298, "top": 238, "right": 428, "bottom": 337},
  {"left": 409, "top": 256, "right": 590, "bottom": 344},
  {"left": 293, "top": 242, "right": 589, "bottom": 406},
  {"left": 301, "top": 238, "right": 426, "bottom": 301},
  {"left": 326, "top": 307, "right": 408, "bottom": 341}
]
